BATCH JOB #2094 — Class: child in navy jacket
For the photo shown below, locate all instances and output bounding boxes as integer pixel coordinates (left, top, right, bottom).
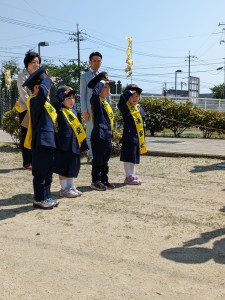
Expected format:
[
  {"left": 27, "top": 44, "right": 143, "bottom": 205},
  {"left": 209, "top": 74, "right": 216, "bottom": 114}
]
[
  {"left": 87, "top": 72, "right": 115, "bottom": 191},
  {"left": 117, "top": 84, "right": 147, "bottom": 185},
  {"left": 22, "top": 66, "right": 59, "bottom": 209},
  {"left": 54, "top": 86, "right": 88, "bottom": 198}
]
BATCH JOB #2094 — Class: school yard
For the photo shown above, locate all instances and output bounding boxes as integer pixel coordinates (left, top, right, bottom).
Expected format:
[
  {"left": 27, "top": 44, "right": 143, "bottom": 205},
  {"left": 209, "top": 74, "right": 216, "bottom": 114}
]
[{"left": 1, "top": 144, "right": 225, "bottom": 300}]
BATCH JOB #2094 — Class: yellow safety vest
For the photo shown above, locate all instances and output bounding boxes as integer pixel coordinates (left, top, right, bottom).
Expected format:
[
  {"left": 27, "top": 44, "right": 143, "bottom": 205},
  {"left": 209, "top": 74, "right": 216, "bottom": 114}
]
[
  {"left": 126, "top": 102, "right": 147, "bottom": 154},
  {"left": 62, "top": 108, "right": 86, "bottom": 147},
  {"left": 100, "top": 97, "right": 114, "bottom": 129},
  {"left": 24, "top": 96, "right": 57, "bottom": 149},
  {"left": 15, "top": 100, "right": 25, "bottom": 113}
]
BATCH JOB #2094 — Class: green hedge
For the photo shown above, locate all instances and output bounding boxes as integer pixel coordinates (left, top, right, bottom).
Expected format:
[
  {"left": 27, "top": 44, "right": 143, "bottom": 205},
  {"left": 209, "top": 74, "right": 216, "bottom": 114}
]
[
  {"left": 3, "top": 98, "right": 225, "bottom": 151},
  {"left": 2, "top": 107, "right": 21, "bottom": 147},
  {"left": 141, "top": 97, "right": 225, "bottom": 138},
  {"left": 2, "top": 108, "right": 123, "bottom": 153}
]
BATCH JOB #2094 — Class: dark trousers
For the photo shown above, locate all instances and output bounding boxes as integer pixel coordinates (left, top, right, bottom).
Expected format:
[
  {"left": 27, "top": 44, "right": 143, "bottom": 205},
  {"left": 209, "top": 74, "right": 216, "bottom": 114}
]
[
  {"left": 19, "top": 111, "right": 32, "bottom": 166},
  {"left": 91, "top": 139, "right": 112, "bottom": 183},
  {"left": 32, "top": 146, "right": 55, "bottom": 201}
]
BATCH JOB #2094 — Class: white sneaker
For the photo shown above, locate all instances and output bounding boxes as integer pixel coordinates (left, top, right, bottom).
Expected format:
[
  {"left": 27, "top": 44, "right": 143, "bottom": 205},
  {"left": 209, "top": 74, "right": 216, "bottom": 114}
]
[
  {"left": 124, "top": 175, "right": 141, "bottom": 185},
  {"left": 60, "top": 188, "right": 80, "bottom": 198},
  {"left": 72, "top": 186, "right": 82, "bottom": 196},
  {"left": 33, "top": 199, "right": 55, "bottom": 209}
]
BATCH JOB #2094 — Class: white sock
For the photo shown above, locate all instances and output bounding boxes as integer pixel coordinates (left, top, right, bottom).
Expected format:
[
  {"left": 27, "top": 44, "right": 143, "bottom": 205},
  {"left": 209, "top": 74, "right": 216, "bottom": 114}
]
[
  {"left": 67, "top": 178, "right": 74, "bottom": 188},
  {"left": 124, "top": 162, "right": 131, "bottom": 177},
  {"left": 129, "top": 163, "right": 135, "bottom": 177},
  {"left": 60, "top": 179, "right": 67, "bottom": 190}
]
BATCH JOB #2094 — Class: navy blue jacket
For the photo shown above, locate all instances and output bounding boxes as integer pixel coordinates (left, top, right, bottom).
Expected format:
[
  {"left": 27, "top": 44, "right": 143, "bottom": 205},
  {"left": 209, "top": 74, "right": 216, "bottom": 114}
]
[
  {"left": 54, "top": 98, "right": 88, "bottom": 154},
  {"left": 30, "top": 78, "right": 56, "bottom": 149},
  {"left": 90, "top": 82, "right": 113, "bottom": 141},
  {"left": 117, "top": 90, "right": 145, "bottom": 145}
]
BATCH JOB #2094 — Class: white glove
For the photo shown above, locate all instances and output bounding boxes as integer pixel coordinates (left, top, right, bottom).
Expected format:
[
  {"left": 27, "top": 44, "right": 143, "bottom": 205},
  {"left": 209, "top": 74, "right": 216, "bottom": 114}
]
[{"left": 129, "top": 90, "right": 136, "bottom": 94}]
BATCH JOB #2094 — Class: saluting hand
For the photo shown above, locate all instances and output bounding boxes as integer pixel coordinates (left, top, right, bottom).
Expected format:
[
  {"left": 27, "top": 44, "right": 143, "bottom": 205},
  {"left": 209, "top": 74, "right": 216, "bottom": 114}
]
[{"left": 83, "top": 112, "right": 90, "bottom": 122}]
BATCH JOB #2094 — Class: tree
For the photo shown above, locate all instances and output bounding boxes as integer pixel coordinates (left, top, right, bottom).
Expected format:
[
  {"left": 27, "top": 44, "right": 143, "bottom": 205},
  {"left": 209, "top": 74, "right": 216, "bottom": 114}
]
[
  {"left": 0, "top": 58, "right": 89, "bottom": 94},
  {"left": 210, "top": 83, "right": 225, "bottom": 99},
  {"left": 0, "top": 59, "right": 21, "bottom": 119},
  {"left": 43, "top": 61, "right": 89, "bottom": 93},
  {"left": 0, "top": 59, "right": 20, "bottom": 91}
]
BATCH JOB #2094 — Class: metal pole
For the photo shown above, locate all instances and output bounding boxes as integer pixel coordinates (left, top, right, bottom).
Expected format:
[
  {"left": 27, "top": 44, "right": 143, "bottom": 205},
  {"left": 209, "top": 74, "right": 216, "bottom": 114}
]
[
  {"left": 77, "top": 24, "right": 80, "bottom": 71},
  {"left": 188, "top": 51, "right": 190, "bottom": 97},
  {"left": 76, "top": 24, "right": 82, "bottom": 86},
  {"left": 175, "top": 72, "right": 177, "bottom": 97},
  {"left": 224, "top": 58, "right": 225, "bottom": 99},
  {"left": 38, "top": 42, "right": 49, "bottom": 57}
]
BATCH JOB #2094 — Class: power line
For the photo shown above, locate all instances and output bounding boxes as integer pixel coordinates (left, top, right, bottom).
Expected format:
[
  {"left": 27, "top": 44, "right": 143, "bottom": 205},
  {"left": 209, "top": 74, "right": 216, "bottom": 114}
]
[
  {"left": 86, "top": 34, "right": 184, "bottom": 59},
  {"left": 0, "top": 15, "right": 69, "bottom": 35},
  {"left": 69, "top": 24, "right": 87, "bottom": 84}
]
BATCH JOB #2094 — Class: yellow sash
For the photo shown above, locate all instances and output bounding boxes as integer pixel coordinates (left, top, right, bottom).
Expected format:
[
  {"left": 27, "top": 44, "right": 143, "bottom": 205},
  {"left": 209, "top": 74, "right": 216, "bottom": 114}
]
[
  {"left": 126, "top": 102, "right": 147, "bottom": 154},
  {"left": 100, "top": 97, "right": 114, "bottom": 129},
  {"left": 62, "top": 108, "right": 86, "bottom": 147},
  {"left": 15, "top": 100, "right": 25, "bottom": 113},
  {"left": 24, "top": 96, "right": 57, "bottom": 149}
]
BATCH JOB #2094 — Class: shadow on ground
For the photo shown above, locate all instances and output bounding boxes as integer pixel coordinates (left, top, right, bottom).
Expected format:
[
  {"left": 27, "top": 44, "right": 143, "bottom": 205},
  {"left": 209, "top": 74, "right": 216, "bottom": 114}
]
[
  {"left": 0, "top": 144, "right": 19, "bottom": 153},
  {"left": 0, "top": 193, "right": 34, "bottom": 221},
  {"left": 190, "top": 162, "right": 225, "bottom": 173},
  {"left": 161, "top": 228, "right": 225, "bottom": 264},
  {"left": 0, "top": 167, "right": 24, "bottom": 173}
]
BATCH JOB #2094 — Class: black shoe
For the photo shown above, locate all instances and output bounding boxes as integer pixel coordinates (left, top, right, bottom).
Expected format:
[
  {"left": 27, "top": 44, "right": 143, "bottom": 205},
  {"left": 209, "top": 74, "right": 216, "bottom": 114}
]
[
  {"left": 103, "top": 182, "right": 115, "bottom": 189},
  {"left": 33, "top": 199, "right": 55, "bottom": 209},
  {"left": 90, "top": 181, "right": 107, "bottom": 191}
]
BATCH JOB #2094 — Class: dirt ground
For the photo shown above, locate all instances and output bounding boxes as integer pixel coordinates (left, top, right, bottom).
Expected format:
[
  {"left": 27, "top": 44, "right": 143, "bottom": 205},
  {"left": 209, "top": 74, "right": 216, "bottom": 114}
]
[{"left": 1, "top": 144, "right": 225, "bottom": 300}]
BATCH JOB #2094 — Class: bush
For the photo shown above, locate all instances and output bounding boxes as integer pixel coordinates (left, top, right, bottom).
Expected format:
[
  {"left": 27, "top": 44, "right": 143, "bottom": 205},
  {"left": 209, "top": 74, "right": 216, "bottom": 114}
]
[
  {"left": 196, "top": 109, "right": 225, "bottom": 138},
  {"left": 111, "top": 128, "right": 122, "bottom": 156},
  {"left": 113, "top": 107, "right": 123, "bottom": 129},
  {"left": 140, "top": 97, "right": 225, "bottom": 138},
  {"left": 2, "top": 107, "right": 21, "bottom": 147},
  {"left": 164, "top": 101, "right": 195, "bottom": 136},
  {"left": 141, "top": 98, "right": 169, "bottom": 136}
]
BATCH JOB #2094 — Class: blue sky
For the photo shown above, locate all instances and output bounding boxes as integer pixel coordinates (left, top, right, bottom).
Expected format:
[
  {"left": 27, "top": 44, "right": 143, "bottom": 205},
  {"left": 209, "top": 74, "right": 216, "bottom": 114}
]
[{"left": 1, "top": 0, "right": 225, "bottom": 94}]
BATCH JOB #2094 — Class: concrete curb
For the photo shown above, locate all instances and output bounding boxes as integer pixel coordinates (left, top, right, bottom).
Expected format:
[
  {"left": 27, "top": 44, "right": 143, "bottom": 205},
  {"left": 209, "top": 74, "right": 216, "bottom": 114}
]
[{"left": 145, "top": 150, "right": 225, "bottom": 160}]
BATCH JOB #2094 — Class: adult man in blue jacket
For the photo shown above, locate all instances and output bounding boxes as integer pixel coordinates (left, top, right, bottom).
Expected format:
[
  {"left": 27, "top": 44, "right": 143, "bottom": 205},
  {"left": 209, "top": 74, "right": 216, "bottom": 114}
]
[{"left": 80, "top": 51, "right": 102, "bottom": 164}]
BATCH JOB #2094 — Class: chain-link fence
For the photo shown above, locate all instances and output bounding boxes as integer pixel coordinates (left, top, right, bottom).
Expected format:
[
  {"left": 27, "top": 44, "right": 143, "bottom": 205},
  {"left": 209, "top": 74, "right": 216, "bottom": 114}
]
[
  {"left": 2, "top": 88, "right": 225, "bottom": 127},
  {"left": 0, "top": 88, "right": 18, "bottom": 126}
]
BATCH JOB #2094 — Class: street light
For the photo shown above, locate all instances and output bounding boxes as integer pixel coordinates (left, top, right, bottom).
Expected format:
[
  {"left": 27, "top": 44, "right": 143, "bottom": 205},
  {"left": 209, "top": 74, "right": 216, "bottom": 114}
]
[
  {"left": 38, "top": 42, "right": 49, "bottom": 56},
  {"left": 175, "top": 70, "right": 182, "bottom": 97}
]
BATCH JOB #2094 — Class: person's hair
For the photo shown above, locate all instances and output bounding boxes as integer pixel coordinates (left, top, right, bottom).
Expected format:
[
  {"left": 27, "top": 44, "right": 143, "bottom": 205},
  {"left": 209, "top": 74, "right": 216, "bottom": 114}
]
[
  {"left": 29, "top": 80, "right": 42, "bottom": 93},
  {"left": 89, "top": 51, "right": 102, "bottom": 60},
  {"left": 24, "top": 50, "right": 41, "bottom": 69}
]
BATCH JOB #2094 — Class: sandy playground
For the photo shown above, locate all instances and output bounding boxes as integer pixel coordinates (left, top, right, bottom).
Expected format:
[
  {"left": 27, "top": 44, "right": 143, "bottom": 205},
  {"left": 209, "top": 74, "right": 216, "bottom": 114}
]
[{"left": 1, "top": 144, "right": 225, "bottom": 300}]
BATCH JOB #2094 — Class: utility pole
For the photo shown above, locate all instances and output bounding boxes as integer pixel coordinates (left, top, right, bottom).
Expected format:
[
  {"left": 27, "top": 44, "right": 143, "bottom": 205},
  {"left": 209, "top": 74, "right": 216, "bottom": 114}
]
[
  {"left": 220, "top": 40, "right": 225, "bottom": 99},
  {"left": 185, "top": 51, "right": 195, "bottom": 98},
  {"left": 218, "top": 24, "right": 225, "bottom": 98},
  {"left": 69, "top": 24, "right": 86, "bottom": 86},
  {"left": 163, "top": 81, "right": 167, "bottom": 96}
]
